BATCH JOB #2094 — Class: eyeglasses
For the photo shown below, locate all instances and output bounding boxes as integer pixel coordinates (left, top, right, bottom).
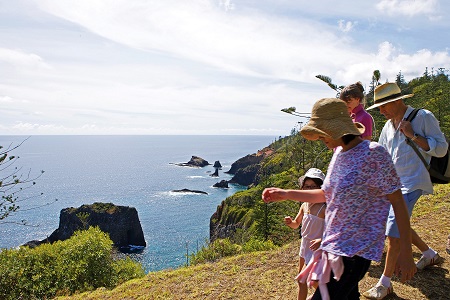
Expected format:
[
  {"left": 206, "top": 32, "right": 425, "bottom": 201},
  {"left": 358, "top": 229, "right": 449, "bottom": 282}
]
[{"left": 303, "top": 185, "right": 319, "bottom": 190}]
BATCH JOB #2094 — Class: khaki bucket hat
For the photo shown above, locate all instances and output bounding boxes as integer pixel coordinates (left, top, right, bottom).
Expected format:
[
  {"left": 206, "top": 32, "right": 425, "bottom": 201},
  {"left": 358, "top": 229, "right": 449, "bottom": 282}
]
[{"left": 300, "top": 98, "right": 365, "bottom": 140}]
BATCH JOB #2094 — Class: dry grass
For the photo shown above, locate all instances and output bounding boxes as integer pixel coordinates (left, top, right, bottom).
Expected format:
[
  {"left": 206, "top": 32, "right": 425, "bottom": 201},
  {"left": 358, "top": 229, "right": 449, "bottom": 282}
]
[{"left": 57, "top": 185, "right": 450, "bottom": 300}]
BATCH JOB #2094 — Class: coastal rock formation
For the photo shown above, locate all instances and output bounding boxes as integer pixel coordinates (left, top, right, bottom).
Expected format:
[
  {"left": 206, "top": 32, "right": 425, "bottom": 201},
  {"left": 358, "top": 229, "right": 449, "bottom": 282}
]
[
  {"left": 210, "top": 201, "right": 243, "bottom": 241},
  {"left": 228, "top": 164, "right": 261, "bottom": 187},
  {"left": 213, "top": 161, "right": 222, "bottom": 169},
  {"left": 171, "top": 188, "right": 208, "bottom": 195},
  {"left": 225, "top": 154, "right": 264, "bottom": 175},
  {"left": 210, "top": 160, "right": 222, "bottom": 177},
  {"left": 210, "top": 147, "right": 274, "bottom": 242},
  {"left": 226, "top": 149, "right": 272, "bottom": 186},
  {"left": 175, "top": 156, "right": 210, "bottom": 167},
  {"left": 23, "top": 203, "right": 146, "bottom": 249},
  {"left": 213, "top": 180, "right": 229, "bottom": 188}
]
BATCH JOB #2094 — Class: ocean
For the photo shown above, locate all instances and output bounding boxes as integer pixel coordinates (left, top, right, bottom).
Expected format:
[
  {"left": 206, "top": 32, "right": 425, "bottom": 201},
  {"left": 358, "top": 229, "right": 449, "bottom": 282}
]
[{"left": 0, "top": 135, "right": 276, "bottom": 272}]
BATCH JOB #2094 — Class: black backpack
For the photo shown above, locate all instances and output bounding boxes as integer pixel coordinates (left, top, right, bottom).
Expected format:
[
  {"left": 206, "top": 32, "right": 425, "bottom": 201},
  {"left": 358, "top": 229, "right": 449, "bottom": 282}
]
[{"left": 405, "top": 108, "right": 450, "bottom": 184}]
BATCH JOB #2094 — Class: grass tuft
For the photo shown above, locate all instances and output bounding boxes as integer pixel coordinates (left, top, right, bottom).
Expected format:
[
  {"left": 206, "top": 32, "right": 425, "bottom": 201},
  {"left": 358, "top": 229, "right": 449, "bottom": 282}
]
[{"left": 57, "top": 184, "right": 450, "bottom": 300}]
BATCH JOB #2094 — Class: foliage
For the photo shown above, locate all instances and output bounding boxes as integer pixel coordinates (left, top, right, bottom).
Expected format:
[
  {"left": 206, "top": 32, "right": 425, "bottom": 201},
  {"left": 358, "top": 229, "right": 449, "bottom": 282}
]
[
  {"left": 315, "top": 74, "right": 344, "bottom": 97},
  {"left": 317, "top": 68, "right": 450, "bottom": 139},
  {"left": 241, "top": 237, "right": 277, "bottom": 253},
  {"left": 0, "top": 226, "right": 145, "bottom": 300},
  {"left": 68, "top": 203, "right": 118, "bottom": 214},
  {"left": 212, "top": 68, "right": 449, "bottom": 256},
  {"left": 188, "top": 237, "right": 277, "bottom": 266},
  {"left": 51, "top": 69, "right": 450, "bottom": 299},
  {"left": 189, "top": 238, "right": 241, "bottom": 265},
  {"left": 0, "top": 138, "right": 49, "bottom": 226},
  {"left": 246, "top": 135, "right": 328, "bottom": 243},
  {"left": 211, "top": 134, "right": 330, "bottom": 249},
  {"left": 90, "top": 202, "right": 119, "bottom": 214}
]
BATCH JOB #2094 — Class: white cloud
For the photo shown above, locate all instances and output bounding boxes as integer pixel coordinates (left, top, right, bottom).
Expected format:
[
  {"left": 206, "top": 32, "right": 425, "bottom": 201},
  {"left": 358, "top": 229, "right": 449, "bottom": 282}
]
[
  {"left": 0, "top": 96, "right": 13, "bottom": 103},
  {"left": 376, "top": 0, "right": 440, "bottom": 19},
  {"left": 338, "top": 20, "right": 356, "bottom": 32},
  {"left": 0, "top": 0, "right": 449, "bottom": 135},
  {"left": 35, "top": 0, "right": 348, "bottom": 82},
  {"left": 0, "top": 48, "right": 50, "bottom": 70},
  {"left": 219, "top": 0, "right": 235, "bottom": 12},
  {"left": 333, "top": 41, "right": 450, "bottom": 85}
]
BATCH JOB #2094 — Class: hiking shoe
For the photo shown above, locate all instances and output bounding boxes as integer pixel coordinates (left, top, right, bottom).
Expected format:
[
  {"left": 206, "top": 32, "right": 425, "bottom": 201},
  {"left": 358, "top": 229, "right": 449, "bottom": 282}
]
[
  {"left": 416, "top": 253, "right": 444, "bottom": 270},
  {"left": 362, "top": 283, "right": 393, "bottom": 300}
]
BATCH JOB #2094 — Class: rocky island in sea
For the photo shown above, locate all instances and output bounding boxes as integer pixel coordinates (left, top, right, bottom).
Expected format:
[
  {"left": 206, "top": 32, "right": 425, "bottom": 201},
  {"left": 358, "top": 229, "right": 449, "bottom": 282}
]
[
  {"left": 172, "top": 155, "right": 210, "bottom": 167},
  {"left": 23, "top": 202, "right": 146, "bottom": 252}
]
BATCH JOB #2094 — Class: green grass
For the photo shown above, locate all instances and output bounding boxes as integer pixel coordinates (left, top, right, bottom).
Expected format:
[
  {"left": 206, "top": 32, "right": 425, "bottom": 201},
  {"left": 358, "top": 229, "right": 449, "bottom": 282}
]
[{"left": 57, "top": 184, "right": 450, "bottom": 300}]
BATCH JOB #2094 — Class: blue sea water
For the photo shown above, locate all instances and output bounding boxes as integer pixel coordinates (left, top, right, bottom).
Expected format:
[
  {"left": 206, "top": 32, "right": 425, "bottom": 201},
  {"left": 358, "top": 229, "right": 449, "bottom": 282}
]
[{"left": 0, "top": 135, "right": 276, "bottom": 272}]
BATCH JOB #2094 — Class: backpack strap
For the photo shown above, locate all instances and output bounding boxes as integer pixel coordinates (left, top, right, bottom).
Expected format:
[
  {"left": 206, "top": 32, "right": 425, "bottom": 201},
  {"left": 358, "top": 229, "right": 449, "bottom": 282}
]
[
  {"left": 406, "top": 138, "right": 430, "bottom": 170},
  {"left": 405, "top": 108, "right": 450, "bottom": 183},
  {"left": 403, "top": 108, "right": 430, "bottom": 170},
  {"left": 404, "top": 108, "right": 420, "bottom": 122}
]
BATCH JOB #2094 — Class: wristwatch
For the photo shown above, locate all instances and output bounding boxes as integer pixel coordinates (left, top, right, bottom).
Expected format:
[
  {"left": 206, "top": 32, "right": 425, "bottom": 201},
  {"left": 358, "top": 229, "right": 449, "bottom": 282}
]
[{"left": 411, "top": 133, "right": 420, "bottom": 142}]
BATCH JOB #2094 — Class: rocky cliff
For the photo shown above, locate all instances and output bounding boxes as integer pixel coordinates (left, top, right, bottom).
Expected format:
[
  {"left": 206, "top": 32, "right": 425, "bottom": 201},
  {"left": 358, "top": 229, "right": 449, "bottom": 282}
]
[
  {"left": 210, "top": 148, "right": 274, "bottom": 241},
  {"left": 225, "top": 148, "right": 273, "bottom": 187},
  {"left": 24, "top": 202, "right": 146, "bottom": 249},
  {"left": 210, "top": 200, "right": 244, "bottom": 241}
]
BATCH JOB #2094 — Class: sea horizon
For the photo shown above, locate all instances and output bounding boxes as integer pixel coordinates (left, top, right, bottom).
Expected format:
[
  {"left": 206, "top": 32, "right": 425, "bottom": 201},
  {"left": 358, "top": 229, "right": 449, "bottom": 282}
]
[{"left": 0, "top": 135, "right": 278, "bottom": 272}]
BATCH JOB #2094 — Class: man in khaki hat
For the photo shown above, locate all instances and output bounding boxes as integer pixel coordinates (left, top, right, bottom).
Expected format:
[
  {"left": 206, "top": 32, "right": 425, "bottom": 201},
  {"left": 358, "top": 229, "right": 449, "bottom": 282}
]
[{"left": 363, "top": 82, "right": 448, "bottom": 299}]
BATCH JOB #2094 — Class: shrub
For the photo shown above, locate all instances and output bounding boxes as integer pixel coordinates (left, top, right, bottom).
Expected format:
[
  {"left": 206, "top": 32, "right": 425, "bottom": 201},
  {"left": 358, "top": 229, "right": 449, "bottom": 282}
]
[
  {"left": 189, "top": 237, "right": 278, "bottom": 266},
  {"left": 0, "top": 226, "right": 144, "bottom": 299},
  {"left": 189, "top": 238, "right": 241, "bottom": 265},
  {"left": 241, "top": 238, "right": 277, "bottom": 253}
]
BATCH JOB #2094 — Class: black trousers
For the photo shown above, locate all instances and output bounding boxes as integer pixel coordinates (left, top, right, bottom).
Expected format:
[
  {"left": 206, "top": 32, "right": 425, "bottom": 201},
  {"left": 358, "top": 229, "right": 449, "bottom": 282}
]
[{"left": 311, "top": 255, "right": 371, "bottom": 300}]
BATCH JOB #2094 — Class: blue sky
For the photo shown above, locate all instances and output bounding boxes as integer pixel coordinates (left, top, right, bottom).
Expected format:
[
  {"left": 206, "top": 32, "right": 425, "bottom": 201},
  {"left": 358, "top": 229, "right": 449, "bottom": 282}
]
[{"left": 1, "top": 0, "right": 449, "bottom": 135}]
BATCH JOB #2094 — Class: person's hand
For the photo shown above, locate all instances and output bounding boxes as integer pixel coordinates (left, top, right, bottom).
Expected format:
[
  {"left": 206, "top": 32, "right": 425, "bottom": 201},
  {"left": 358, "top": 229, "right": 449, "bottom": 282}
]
[
  {"left": 398, "top": 120, "right": 414, "bottom": 139},
  {"left": 394, "top": 252, "right": 417, "bottom": 282},
  {"left": 284, "top": 216, "right": 293, "bottom": 225},
  {"left": 309, "top": 238, "right": 321, "bottom": 251},
  {"left": 262, "top": 187, "right": 287, "bottom": 203},
  {"left": 310, "top": 280, "right": 319, "bottom": 289}
]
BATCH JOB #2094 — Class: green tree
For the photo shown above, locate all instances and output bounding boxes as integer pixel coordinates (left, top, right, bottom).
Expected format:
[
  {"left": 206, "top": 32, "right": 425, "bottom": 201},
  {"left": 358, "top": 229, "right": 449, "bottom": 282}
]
[
  {"left": 0, "top": 226, "right": 145, "bottom": 299},
  {"left": 315, "top": 74, "right": 344, "bottom": 98},
  {"left": 209, "top": 69, "right": 449, "bottom": 252},
  {"left": 409, "top": 68, "right": 450, "bottom": 136},
  {"left": 313, "top": 69, "right": 449, "bottom": 140},
  {"left": 0, "top": 138, "right": 48, "bottom": 226}
]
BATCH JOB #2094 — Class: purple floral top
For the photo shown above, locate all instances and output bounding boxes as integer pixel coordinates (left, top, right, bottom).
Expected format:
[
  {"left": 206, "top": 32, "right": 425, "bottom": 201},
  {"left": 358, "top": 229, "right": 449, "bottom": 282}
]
[{"left": 321, "top": 140, "right": 401, "bottom": 261}]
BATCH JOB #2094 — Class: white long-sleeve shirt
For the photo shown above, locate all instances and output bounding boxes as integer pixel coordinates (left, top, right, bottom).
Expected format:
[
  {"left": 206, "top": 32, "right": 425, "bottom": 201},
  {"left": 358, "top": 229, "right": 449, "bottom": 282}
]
[{"left": 378, "top": 106, "right": 448, "bottom": 195}]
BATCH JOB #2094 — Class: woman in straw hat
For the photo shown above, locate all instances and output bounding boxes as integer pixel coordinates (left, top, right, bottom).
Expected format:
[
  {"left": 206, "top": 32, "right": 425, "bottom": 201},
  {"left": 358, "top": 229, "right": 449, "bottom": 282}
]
[{"left": 262, "top": 98, "right": 416, "bottom": 300}]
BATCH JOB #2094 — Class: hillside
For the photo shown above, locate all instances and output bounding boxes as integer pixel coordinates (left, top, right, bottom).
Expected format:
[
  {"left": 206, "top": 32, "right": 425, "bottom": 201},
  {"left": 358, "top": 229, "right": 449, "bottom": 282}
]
[{"left": 57, "top": 184, "right": 450, "bottom": 300}]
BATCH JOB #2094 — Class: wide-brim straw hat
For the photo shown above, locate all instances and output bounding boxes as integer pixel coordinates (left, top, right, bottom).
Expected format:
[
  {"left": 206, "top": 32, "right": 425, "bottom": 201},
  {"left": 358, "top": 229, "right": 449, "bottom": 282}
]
[
  {"left": 300, "top": 98, "right": 365, "bottom": 140},
  {"left": 366, "top": 82, "right": 414, "bottom": 110}
]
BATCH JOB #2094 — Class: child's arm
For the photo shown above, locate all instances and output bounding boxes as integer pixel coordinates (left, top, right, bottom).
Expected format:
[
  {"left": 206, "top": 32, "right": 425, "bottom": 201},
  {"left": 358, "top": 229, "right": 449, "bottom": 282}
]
[{"left": 284, "top": 203, "right": 305, "bottom": 229}]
